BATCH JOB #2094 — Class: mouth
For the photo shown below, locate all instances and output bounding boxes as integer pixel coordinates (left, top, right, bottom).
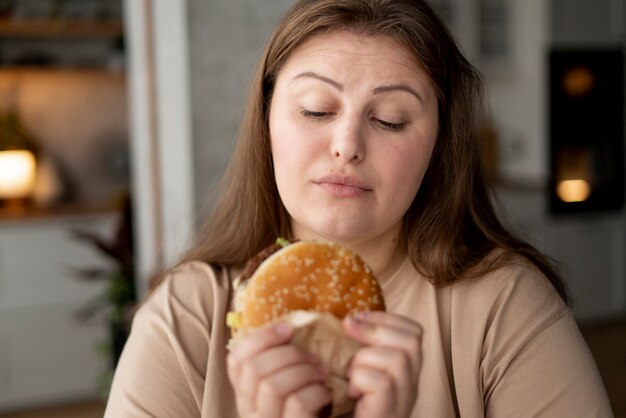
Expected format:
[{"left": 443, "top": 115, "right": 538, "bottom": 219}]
[{"left": 313, "top": 174, "right": 373, "bottom": 197}]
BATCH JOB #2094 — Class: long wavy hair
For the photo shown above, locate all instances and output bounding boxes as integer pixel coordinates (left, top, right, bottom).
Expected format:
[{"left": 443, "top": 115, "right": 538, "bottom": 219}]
[{"left": 161, "top": 0, "right": 568, "bottom": 302}]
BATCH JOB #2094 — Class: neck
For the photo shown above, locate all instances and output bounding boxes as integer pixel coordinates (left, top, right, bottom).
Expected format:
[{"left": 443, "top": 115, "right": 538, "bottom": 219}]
[{"left": 350, "top": 235, "right": 406, "bottom": 284}]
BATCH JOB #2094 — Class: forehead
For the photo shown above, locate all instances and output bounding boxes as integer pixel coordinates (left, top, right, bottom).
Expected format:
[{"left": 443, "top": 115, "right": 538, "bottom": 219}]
[{"left": 277, "top": 30, "right": 428, "bottom": 82}]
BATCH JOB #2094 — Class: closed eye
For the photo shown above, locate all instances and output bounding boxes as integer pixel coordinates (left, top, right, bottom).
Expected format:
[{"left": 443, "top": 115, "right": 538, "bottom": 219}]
[
  {"left": 301, "top": 109, "right": 330, "bottom": 119},
  {"left": 375, "top": 118, "right": 405, "bottom": 131}
]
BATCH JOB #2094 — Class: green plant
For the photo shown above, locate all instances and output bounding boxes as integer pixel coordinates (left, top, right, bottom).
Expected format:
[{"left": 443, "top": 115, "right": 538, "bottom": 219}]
[{"left": 71, "top": 194, "right": 136, "bottom": 397}]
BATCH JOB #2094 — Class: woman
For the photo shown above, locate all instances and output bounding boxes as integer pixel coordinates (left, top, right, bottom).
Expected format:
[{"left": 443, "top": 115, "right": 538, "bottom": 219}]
[{"left": 105, "top": 0, "right": 612, "bottom": 417}]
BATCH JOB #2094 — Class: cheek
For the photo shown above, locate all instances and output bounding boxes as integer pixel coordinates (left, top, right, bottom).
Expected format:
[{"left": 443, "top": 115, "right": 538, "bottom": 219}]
[
  {"left": 380, "top": 140, "right": 434, "bottom": 197},
  {"left": 270, "top": 112, "right": 322, "bottom": 168},
  {"left": 270, "top": 120, "right": 301, "bottom": 171}
]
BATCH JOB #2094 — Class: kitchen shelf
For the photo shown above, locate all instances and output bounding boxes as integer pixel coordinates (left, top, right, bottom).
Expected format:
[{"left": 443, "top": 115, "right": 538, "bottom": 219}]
[
  {"left": 0, "top": 19, "right": 123, "bottom": 39},
  {"left": 0, "top": 203, "right": 117, "bottom": 223}
]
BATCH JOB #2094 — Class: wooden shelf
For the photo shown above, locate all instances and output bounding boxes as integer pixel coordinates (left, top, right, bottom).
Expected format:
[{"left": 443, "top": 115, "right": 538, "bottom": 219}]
[
  {"left": 0, "top": 19, "right": 123, "bottom": 39},
  {"left": 0, "top": 203, "right": 117, "bottom": 223}
]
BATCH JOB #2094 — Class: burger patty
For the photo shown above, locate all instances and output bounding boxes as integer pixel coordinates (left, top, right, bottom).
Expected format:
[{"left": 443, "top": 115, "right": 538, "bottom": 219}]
[{"left": 240, "top": 239, "right": 298, "bottom": 282}]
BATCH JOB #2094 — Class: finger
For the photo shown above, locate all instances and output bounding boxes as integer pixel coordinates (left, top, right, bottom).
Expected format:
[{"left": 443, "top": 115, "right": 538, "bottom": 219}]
[
  {"left": 238, "top": 345, "right": 316, "bottom": 401},
  {"left": 227, "top": 322, "right": 293, "bottom": 382},
  {"left": 343, "top": 316, "right": 421, "bottom": 372},
  {"left": 352, "top": 311, "right": 422, "bottom": 335},
  {"left": 344, "top": 316, "right": 422, "bottom": 387},
  {"left": 283, "top": 383, "right": 333, "bottom": 418},
  {"left": 349, "top": 346, "right": 415, "bottom": 410},
  {"left": 347, "top": 365, "right": 396, "bottom": 417},
  {"left": 256, "top": 363, "right": 328, "bottom": 417}
]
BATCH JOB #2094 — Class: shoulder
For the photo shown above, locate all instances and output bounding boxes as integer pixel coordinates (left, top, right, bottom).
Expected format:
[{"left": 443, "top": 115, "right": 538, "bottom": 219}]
[
  {"left": 107, "top": 262, "right": 240, "bottom": 415},
  {"left": 158, "top": 261, "right": 234, "bottom": 299},
  {"left": 449, "top": 257, "right": 613, "bottom": 415},
  {"left": 449, "top": 255, "right": 573, "bottom": 371},
  {"left": 137, "top": 261, "right": 238, "bottom": 328},
  {"left": 452, "top": 255, "right": 569, "bottom": 325},
  {"left": 450, "top": 255, "right": 575, "bottom": 376}
]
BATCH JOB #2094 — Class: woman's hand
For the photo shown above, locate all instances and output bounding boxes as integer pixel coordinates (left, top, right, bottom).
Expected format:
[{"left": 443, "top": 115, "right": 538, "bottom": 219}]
[
  {"left": 343, "top": 311, "right": 423, "bottom": 418},
  {"left": 226, "top": 322, "right": 333, "bottom": 418}
]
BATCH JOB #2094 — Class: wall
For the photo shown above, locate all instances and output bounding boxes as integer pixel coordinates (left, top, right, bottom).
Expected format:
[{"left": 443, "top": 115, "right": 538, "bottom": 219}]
[
  {"left": 484, "top": 0, "right": 548, "bottom": 184},
  {"left": 187, "top": 0, "right": 295, "bottom": 219}
]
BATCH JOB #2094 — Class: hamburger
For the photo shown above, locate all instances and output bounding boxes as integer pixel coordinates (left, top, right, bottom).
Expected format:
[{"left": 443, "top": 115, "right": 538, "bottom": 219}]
[{"left": 227, "top": 238, "right": 385, "bottom": 417}]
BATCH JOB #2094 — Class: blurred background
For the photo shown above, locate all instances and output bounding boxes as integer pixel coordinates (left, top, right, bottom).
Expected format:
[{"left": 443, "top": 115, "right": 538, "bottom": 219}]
[{"left": 0, "top": 0, "right": 624, "bottom": 417}]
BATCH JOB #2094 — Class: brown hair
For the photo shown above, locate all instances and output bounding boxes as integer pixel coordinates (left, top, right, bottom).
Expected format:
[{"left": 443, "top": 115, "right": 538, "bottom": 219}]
[{"left": 167, "top": 0, "right": 568, "bottom": 302}]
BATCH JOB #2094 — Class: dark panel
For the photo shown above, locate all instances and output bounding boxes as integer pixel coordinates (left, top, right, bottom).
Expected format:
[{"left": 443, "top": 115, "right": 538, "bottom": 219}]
[{"left": 548, "top": 49, "right": 625, "bottom": 214}]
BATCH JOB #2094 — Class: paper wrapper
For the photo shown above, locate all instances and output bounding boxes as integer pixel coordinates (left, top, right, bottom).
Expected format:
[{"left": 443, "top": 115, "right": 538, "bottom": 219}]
[{"left": 230, "top": 311, "right": 362, "bottom": 417}]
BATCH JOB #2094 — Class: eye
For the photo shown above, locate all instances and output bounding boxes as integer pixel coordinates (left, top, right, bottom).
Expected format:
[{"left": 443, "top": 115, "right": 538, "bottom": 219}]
[
  {"left": 374, "top": 117, "right": 405, "bottom": 132},
  {"left": 301, "top": 109, "right": 331, "bottom": 119}
]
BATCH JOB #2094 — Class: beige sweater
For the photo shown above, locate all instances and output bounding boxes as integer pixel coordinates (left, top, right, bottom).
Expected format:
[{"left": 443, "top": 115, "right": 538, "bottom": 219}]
[{"left": 105, "top": 258, "right": 613, "bottom": 417}]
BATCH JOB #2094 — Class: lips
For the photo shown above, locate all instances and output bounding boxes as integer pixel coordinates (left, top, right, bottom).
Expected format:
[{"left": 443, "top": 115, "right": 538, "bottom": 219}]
[{"left": 313, "top": 174, "right": 373, "bottom": 197}]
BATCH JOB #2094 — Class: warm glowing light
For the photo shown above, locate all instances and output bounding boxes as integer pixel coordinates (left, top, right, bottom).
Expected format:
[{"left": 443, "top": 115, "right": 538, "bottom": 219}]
[
  {"left": 562, "top": 67, "right": 594, "bottom": 97},
  {"left": 0, "top": 150, "right": 37, "bottom": 199},
  {"left": 557, "top": 179, "right": 591, "bottom": 203}
]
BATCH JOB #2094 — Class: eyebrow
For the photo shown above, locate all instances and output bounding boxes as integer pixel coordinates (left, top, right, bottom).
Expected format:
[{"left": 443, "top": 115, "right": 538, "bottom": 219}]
[
  {"left": 373, "top": 84, "right": 423, "bottom": 105},
  {"left": 292, "top": 72, "right": 344, "bottom": 90},
  {"left": 291, "top": 71, "right": 423, "bottom": 104}
]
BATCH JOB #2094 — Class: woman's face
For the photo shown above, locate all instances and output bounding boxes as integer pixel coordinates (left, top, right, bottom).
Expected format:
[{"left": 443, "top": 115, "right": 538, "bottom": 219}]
[{"left": 269, "top": 30, "right": 439, "bottom": 245}]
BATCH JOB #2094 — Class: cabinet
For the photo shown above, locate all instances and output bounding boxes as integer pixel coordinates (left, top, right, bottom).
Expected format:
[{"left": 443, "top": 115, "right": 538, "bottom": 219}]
[{"left": 0, "top": 211, "right": 116, "bottom": 411}]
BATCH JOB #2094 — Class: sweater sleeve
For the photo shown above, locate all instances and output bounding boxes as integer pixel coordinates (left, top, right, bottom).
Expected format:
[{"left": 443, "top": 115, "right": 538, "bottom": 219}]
[{"left": 104, "top": 263, "right": 226, "bottom": 418}]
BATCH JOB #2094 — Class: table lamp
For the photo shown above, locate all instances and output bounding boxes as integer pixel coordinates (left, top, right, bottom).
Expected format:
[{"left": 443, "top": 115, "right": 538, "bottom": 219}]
[{"left": 0, "top": 112, "right": 38, "bottom": 205}]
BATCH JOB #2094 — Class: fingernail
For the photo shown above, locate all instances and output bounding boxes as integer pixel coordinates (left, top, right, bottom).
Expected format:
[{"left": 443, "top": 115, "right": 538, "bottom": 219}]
[
  {"left": 273, "top": 323, "right": 293, "bottom": 337},
  {"left": 353, "top": 311, "right": 369, "bottom": 320},
  {"left": 346, "top": 315, "right": 374, "bottom": 336},
  {"left": 348, "top": 315, "right": 365, "bottom": 328}
]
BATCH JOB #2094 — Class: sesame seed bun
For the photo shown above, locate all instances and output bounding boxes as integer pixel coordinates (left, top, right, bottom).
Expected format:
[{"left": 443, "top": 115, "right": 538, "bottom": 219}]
[
  {"left": 228, "top": 240, "right": 385, "bottom": 417},
  {"left": 234, "top": 240, "right": 385, "bottom": 330}
]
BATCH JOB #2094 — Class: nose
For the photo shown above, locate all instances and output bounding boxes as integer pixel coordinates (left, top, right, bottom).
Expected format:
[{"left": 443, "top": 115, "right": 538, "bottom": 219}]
[{"left": 331, "top": 117, "right": 365, "bottom": 163}]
